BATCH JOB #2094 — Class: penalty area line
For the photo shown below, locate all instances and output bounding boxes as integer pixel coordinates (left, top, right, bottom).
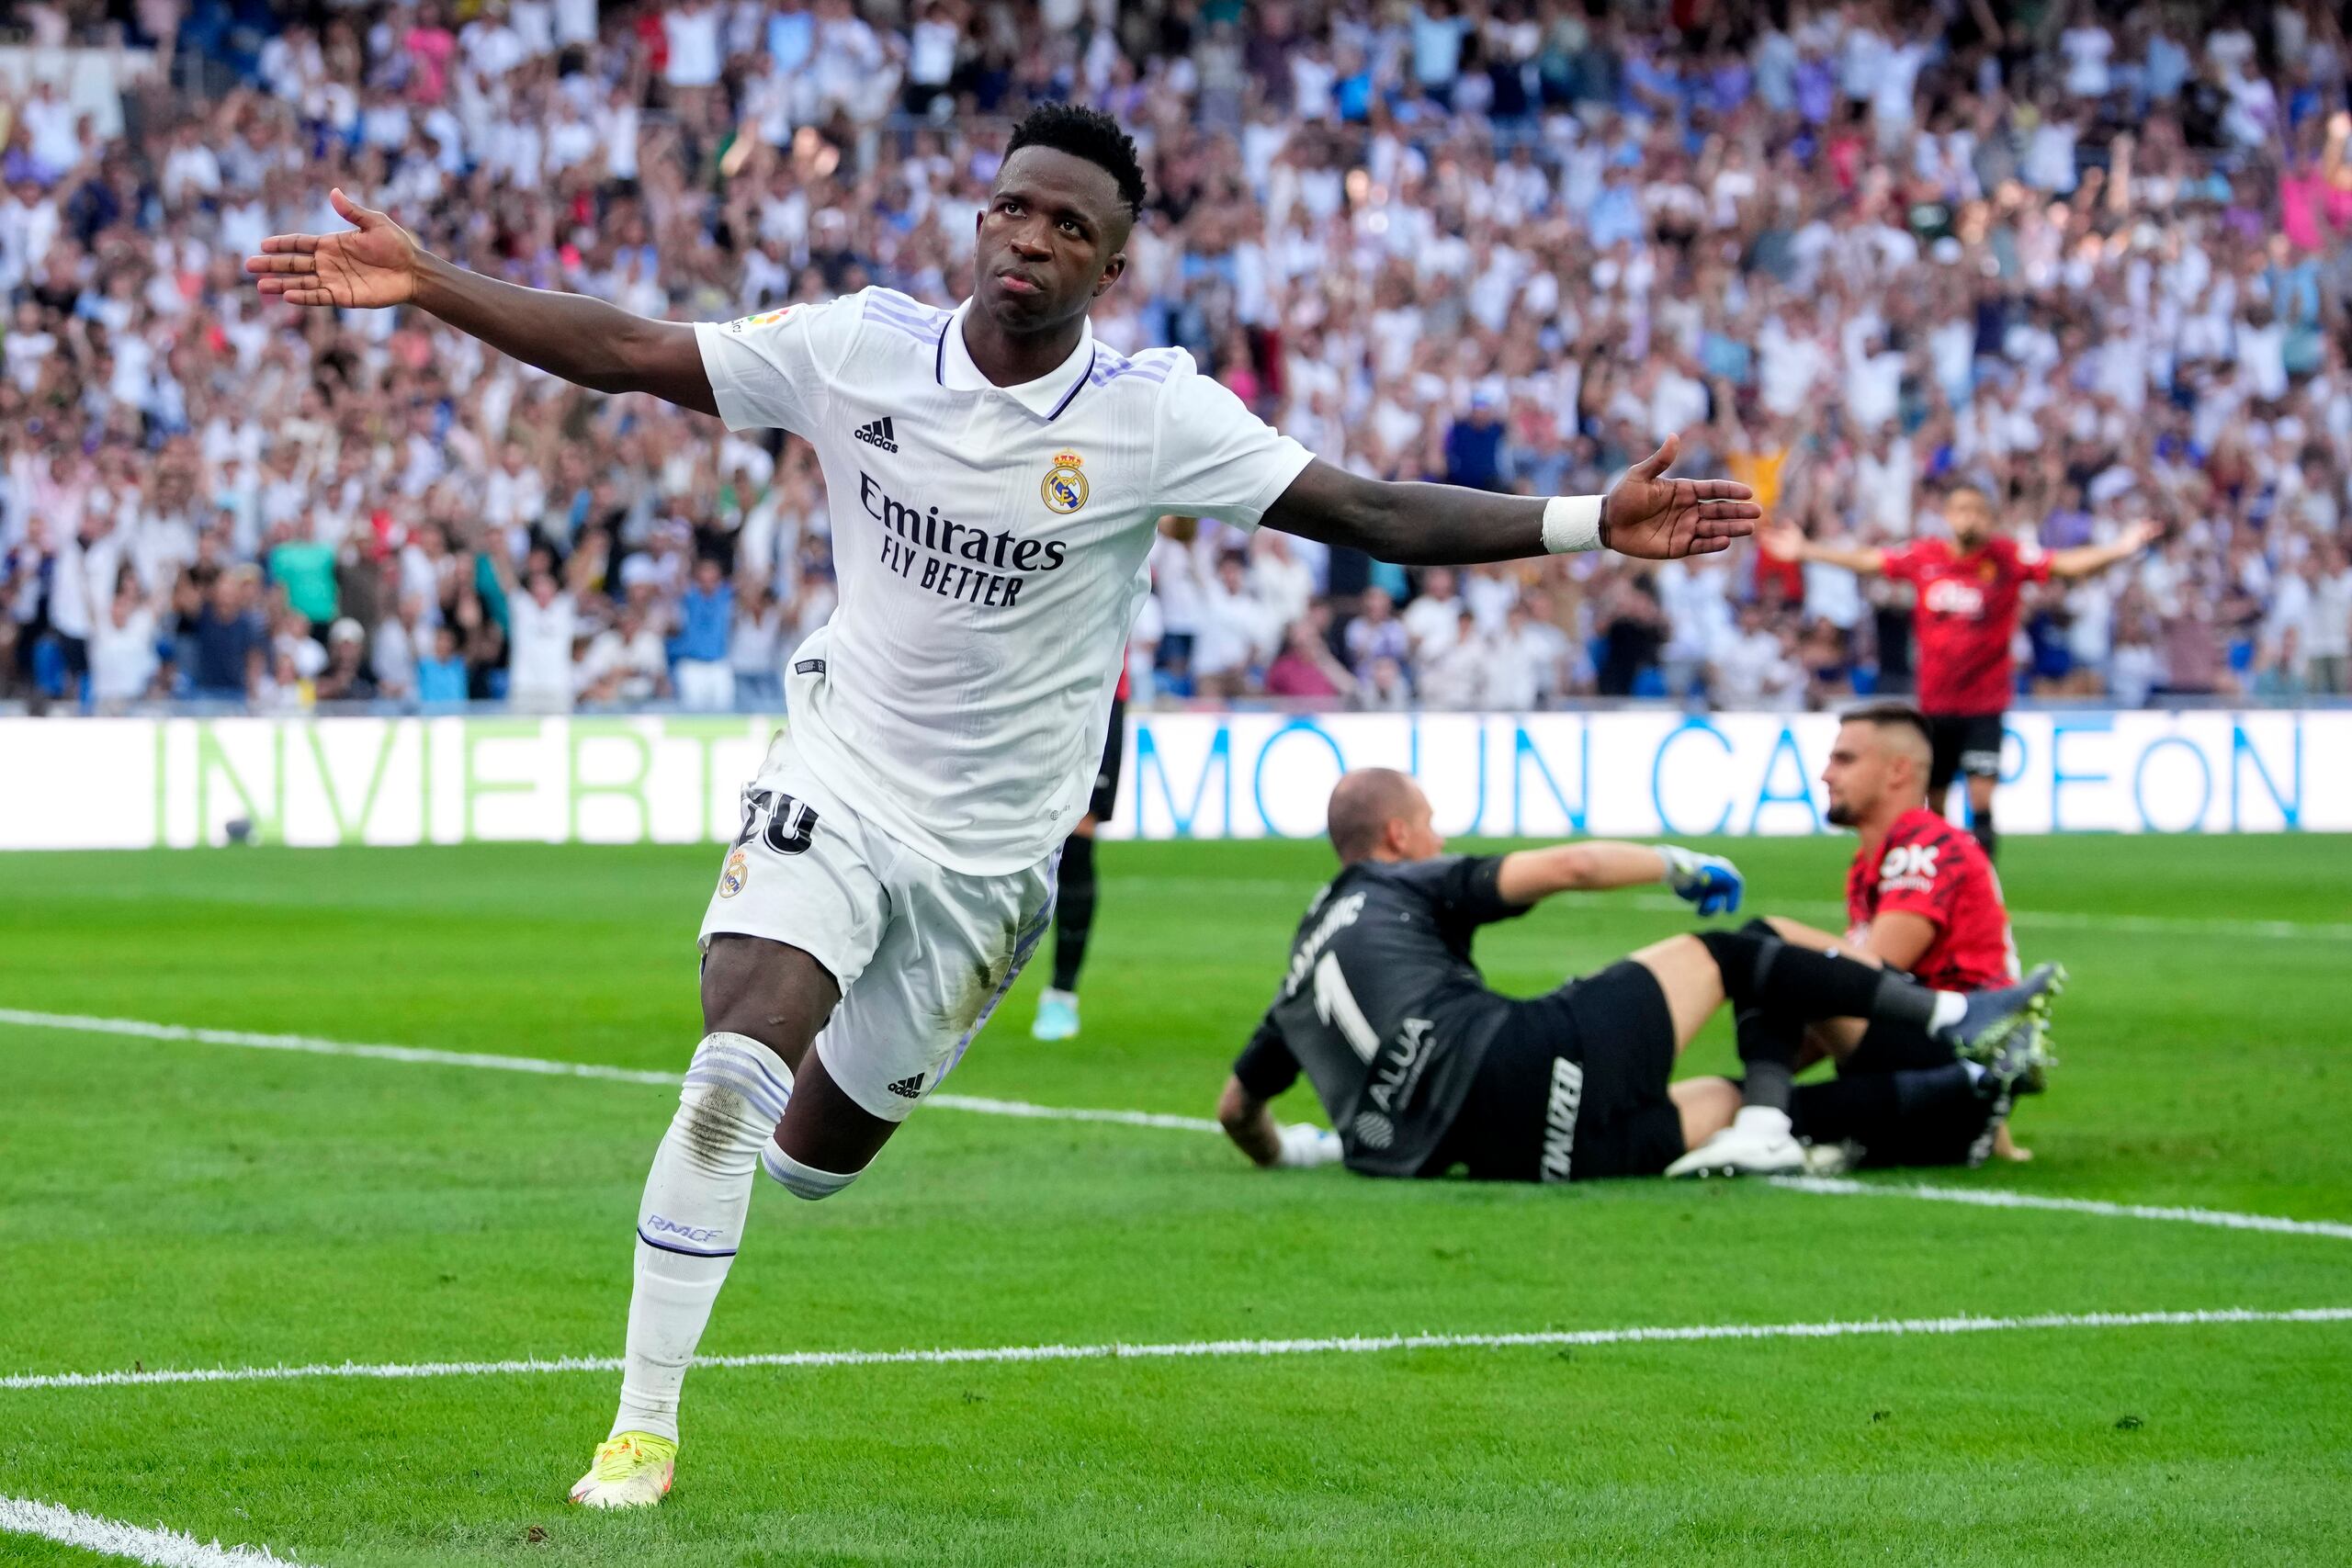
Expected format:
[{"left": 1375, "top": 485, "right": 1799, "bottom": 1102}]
[
  {"left": 1772, "top": 1175, "right": 2352, "bottom": 1241},
  {"left": 6, "top": 1306, "right": 2350, "bottom": 1395},
  {"left": 0, "top": 1008, "right": 1221, "bottom": 1134},
  {"left": 0, "top": 1495, "right": 316, "bottom": 1567}
]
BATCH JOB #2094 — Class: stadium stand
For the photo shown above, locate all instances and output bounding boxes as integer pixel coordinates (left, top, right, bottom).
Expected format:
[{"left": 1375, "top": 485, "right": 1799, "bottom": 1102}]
[{"left": 2, "top": 0, "right": 2349, "bottom": 714}]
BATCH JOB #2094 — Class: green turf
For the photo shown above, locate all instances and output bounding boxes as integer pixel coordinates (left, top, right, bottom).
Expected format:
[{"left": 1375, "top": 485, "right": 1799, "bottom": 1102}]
[{"left": 4, "top": 834, "right": 2349, "bottom": 1566}]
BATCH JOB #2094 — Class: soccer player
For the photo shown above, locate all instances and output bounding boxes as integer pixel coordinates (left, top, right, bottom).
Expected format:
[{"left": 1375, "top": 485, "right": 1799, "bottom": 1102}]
[
  {"left": 1030, "top": 660, "right": 1125, "bottom": 1041},
  {"left": 1762, "top": 487, "right": 2153, "bottom": 860},
  {"left": 1216, "top": 770, "right": 2058, "bottom": 1185},
  {"left": 248, "top": 105, "right": 1762, "bottom": 1507},
  {"left": 1677, "top": 701, "right": 2055, "bottom": 1176}
]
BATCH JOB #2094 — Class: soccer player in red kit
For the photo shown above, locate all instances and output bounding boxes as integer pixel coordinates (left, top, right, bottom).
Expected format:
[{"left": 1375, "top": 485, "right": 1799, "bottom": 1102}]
[
  {"left": 1766, "top": 486, "right": 2152, "bottom": 859},
  {"left": 1754, "top": 703, "right": 2056, "bottom": 1168}
]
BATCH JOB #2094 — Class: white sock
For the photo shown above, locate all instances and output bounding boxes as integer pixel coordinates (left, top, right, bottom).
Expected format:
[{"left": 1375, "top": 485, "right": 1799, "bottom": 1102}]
[
  {"left": 612, "top": 1034, "right": 789, "bottom": 1443},
  {"left": 1929, "top": 992, "right": 1967, "bottom": 1032}
]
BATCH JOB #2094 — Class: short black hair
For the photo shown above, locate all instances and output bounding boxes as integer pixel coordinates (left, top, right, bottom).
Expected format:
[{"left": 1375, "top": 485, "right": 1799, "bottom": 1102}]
[
  {"left": 1839, "top": 700, "right": 1932, "bottom": 749},
  {"left": 1004, "top": 102, "right": 1147, "bottom": 221}
]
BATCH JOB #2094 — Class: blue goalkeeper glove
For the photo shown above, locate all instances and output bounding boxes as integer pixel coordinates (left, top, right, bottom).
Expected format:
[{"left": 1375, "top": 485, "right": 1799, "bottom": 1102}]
[{"left": 1658, "top": 845, "right": 1744, "bottom": 917}]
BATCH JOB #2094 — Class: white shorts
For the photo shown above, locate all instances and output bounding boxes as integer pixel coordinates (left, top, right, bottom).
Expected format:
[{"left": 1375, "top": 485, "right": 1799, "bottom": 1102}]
[{"left": 698, "top": 731, "right": 1057, "bottom": 1122}]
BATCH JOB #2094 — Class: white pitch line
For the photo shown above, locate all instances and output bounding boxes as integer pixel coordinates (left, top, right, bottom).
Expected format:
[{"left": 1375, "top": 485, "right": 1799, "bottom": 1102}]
[
  {"left": 11, "top": 1009, "right": 2351, "bottom": 1240},
  {"left": 0, "top": 1010, "right": 1221, "bottom": 1134},
  {"left": 1774, "top": 1175, "right": 2352, "bottom": 1240},
  {"left": 0, "top": 1495, "right": 314, "bottom": 1567},
  {"left": 5, "top": 1307, "right": 2347, "bottom": 1396}
]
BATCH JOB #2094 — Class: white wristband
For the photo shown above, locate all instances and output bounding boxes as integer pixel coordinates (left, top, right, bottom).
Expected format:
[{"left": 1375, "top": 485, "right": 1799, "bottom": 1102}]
[{"left": 1542, "top": 494, "right": 1605, "bottom": 554}]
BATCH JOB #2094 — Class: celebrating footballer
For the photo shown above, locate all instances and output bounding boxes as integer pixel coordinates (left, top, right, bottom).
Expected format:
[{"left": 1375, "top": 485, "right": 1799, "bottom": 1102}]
[{"left": 250, "top": 103, "right": 1763, "bottom": 1506}]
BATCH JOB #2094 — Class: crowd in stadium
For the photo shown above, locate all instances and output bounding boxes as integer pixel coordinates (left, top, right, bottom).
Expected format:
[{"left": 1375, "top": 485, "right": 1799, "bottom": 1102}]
[{"left": 4, "top": 0, "right": 2351, "bottom": 713}]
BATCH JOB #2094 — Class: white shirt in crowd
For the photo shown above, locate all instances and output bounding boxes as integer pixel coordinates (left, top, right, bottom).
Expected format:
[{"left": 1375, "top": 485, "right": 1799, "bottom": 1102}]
[
  {"left": 1400, "top": 589, "right": 1464, "bottom": 658},
  {"left": 729, "top": 597, "right": 786, "bottom": 681},
  {"left": 695, "top": 288, "right": 1313, "bottom": 874},
  {"left": 88, "top": 603, "right": 159, "bottom": 704},
  {"left": 507, "top": 589, "right": 579, "bottom": 707},
  {"left": 662, "top": 3, "right": 724, "bottom": 87}
]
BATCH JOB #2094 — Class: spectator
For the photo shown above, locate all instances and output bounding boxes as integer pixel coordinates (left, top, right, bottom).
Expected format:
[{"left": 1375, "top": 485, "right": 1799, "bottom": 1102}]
[
  {"left": 1264, "top": 610, "right": 1356, "bottom": 701},
  {"left": 1400, "top": 566, "right": 1464, "bottom": 660},
  {"left": 87, "top": 571, "right": 162, "bottom": 710},
  {"left": 1414, "top": 607, "right": 1489, "bottom": 709},
  {"left": 492, "top": 538, "right": 581, "bottom": 713},
  {"left": 673, "top": 557, "right": 737, "bottom": 711},
  {"left": 373, "top": 594, "right": 429, "bottom": 703},
  {"left": 1351, "top": 654, "right": 1412, "bottom": 712},
  {"left": 1487, "top": 600, "right": 1571, "bottom": 711},
  {"left": 1342, "top": 586, "right": 1408, "bottom": 680},
  {"left": 314, "top": 617, "right": 378, "bottom": 702},
  {"left": 579, "top": 601, "right": 672, "bottom": 705},
  {"left": 1194, "top": 551, "right": 1277, "bottom": 699},
  {"left": 1442, "top": 391, "right": 1510, "bottom": 491},
  {"left": 1595, "top": 571, "right": 1669, "bottom": 698},
  {"left": 185, "top": 570, "right": 266, "bottom": 705},
  {"left": 729, "top": 575, "right": 786, "bottom": 709},
  {"left": 416, "top": 624, "right": 470, "bottom": 705}
]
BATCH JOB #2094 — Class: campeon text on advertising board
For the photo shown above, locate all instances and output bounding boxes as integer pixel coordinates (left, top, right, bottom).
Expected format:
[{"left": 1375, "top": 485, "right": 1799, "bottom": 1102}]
[{"left": 0, "top": 710, "right": 2340, "bottom": 851}]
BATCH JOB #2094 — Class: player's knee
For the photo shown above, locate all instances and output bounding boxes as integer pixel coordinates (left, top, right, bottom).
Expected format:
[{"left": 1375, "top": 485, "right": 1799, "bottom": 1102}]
[
  {"left": 679, "top": 1032, "right": 792, "bottom": 1127},
  {"left": 665, "top": 1033, "right": 793, "bottom": 1176},
  {"left": 1696, "top": 926, "right": 1758, "bottom": 976},
  {"left": 760, "top": 1141, "right": 865, "bottom": 1200}
]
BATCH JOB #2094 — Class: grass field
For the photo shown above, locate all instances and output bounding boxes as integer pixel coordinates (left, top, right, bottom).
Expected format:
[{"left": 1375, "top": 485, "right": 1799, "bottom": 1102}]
[{"left": 3, "top": 832, "right": 2349, "bottom": 1566}]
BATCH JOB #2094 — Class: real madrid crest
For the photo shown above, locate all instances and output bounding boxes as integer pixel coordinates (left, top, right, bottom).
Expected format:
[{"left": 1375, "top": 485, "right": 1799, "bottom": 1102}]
[
  {"left": 1042, "top": 451, "right": 1089, "bottom": 514},
  {"left": 719, "top": 848, "right": 750, "bottom": 897}
]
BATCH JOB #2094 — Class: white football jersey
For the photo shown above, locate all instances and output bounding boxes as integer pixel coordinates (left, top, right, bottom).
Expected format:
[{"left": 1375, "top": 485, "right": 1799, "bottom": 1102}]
[{"left": 695, "top": 288, "right": 1313, "bottom": 874}]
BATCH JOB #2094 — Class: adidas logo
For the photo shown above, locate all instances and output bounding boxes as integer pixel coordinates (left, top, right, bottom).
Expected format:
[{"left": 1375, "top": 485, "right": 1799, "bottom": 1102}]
[
  {"left": 885, "top": 1072, "right": 925, "bottom": 1100},
  {"left": 854, "top": 416, "right": 899, "bottom": 453}
]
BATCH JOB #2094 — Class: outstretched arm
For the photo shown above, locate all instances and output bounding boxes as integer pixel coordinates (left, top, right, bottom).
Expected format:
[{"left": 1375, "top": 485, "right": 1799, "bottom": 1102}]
[
  {"left": 1261, "top": 434, "right": 1758, "bottom": 564},
  {"left": 1759, "top": 520, "right": 1887, "bottom": 575},
  {"left": 1498, "top": 840, "right": 1745, "bottom": 916},
  {"left": 2048, "top": 521, "right": 2156, "bottom": 581},
  {"left": 247, "top": 189, "right": 716, "bottom": 415}
]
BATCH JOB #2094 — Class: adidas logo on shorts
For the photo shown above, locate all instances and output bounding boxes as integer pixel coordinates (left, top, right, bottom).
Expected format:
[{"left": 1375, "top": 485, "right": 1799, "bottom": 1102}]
[
  {"left": 854, "top": 416, "right": 899, "bottom": 453},
  {"left": 886, "top": 1072, "right": 925, "bottom": 1100}
]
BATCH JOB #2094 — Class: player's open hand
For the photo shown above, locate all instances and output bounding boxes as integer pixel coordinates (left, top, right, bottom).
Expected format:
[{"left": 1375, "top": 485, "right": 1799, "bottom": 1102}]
[
  {"left": 1600, "top": 434, "right": 1761, "bottom": 560},
  {"left": 2118, "top": 518, "right": 2161, "bottom": 553},
  {"left": 245, "top": 188, "right": 423, "bottom": 310}
]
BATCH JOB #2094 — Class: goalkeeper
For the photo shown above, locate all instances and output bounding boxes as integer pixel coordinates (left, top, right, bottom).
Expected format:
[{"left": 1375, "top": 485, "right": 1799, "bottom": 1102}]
[{"left": 1218, "top": 770, "right": 2057, "bottom": 1182}]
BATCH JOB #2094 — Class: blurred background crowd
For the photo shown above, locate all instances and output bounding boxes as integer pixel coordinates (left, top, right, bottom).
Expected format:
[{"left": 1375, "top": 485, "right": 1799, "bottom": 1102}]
[{"left": 4, "top": 0, "right": 2351, "bottom": 715}]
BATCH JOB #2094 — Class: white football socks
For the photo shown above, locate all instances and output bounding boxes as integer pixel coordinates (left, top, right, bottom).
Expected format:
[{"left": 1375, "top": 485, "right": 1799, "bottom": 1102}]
[{"left": 612, "top": 1033, "right": 791, "bottom": 1443}]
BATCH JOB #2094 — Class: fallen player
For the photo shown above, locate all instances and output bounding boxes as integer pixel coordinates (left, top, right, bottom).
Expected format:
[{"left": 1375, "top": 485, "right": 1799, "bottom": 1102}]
[
  {"left": 1216, "top": 769, "right": 2058, "bottom": 1183},
  {"left": 1703, "top": 700, "right": 2053, "bottom": 1170}
]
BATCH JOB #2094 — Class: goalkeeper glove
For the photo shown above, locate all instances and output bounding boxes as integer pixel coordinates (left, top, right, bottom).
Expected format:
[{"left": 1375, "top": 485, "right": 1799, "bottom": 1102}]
[
  {"left": 1274, "top": 1122, "right": 1344, "bottom": 1168},
  {"left": 1658, "top": 845, "right": 1744, "bottom": 917}
]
